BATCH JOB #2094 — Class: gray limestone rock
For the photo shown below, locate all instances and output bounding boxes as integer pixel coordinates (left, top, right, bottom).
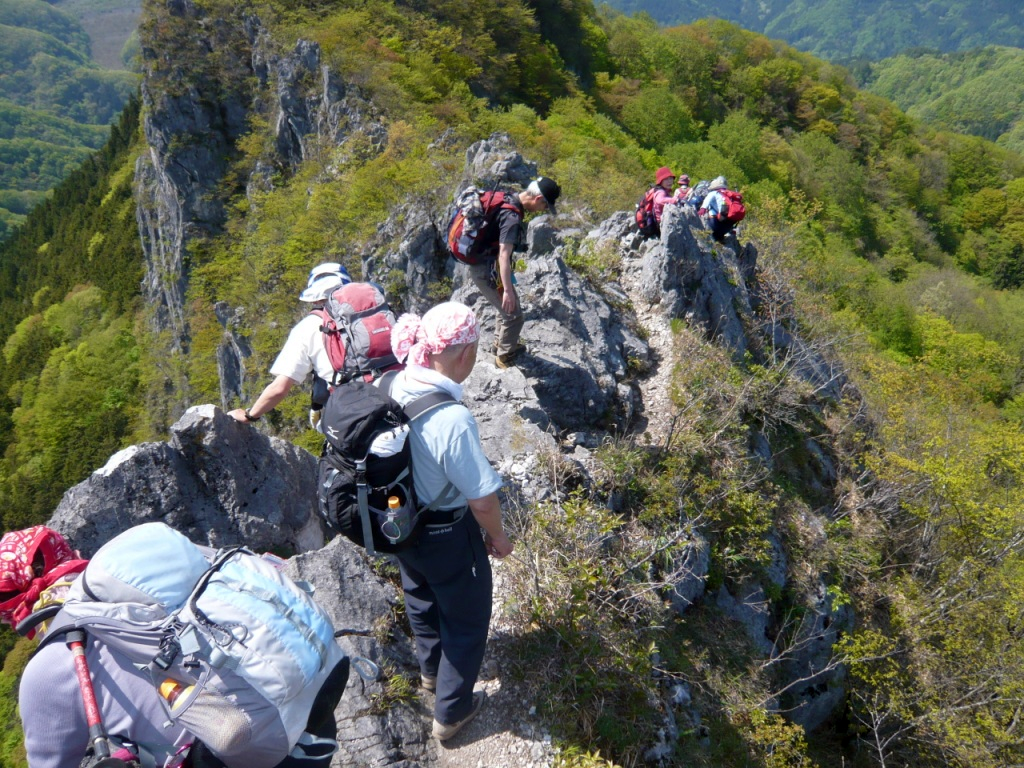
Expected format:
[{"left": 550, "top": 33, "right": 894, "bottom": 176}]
[
  {"left": 136, "top": 0, "right": 257, "bottom": 343},
  {"left": 781, "top": 579, "right": 853, "bottom": 731},
  {"left": 714, "top": 582, "right": 776, "bottom": 657},
  {"left": 270, "top": 40, "right": 387, "bottom": 170},
  {"left": 525, "top": 215, "right": 561, "bottom": 256},
  {"left": 668, "top": 531, "right": 711, "bottom": 614},
  {"left": 640, "top": 204, "right": 757, "bottom": 359},
  {"left": 285, "top": 539, "right": 432, "bottom": 766},
  {"left": 365, "top": 202, "right": 452, "bottom": 316},
  {"left": 48, "top": 405, "right": 324, "bottom": 557},
  {"left": 462, "top": 134, "right": 537, "bottom": 187},
  {"left": 450, "top": 233, "right": 648, "bottom": 432}
]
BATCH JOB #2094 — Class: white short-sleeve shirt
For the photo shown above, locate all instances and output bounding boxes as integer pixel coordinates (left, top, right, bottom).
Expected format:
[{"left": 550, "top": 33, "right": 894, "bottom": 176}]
[
  {"left": 269, "top": 312, "right": 337, "bottom": 383},
  {"left": 703, "top": 190, "right": 726, "bottom": 217}
]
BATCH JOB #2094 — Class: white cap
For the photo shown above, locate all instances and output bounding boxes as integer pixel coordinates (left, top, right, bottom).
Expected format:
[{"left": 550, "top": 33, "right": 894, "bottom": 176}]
[{"left": 299, "top": 262, "right": 351, "bottom": 302}]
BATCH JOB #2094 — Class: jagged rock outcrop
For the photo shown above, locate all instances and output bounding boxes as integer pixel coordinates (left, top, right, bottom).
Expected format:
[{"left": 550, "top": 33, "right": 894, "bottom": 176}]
[
  {"left": 462, "top": 134, "right": 537, "bottom": 187},
  {"left": 456, "top": 244, "right": 648, "bottom": 431},
  {"left": 48, "top": 405, "right": 324, "bottom": 557},
  {"left": 640, "top": 204, "right": 759, "bottom": 359},
  {"left": 270, "top": 39, "right": 387, "bottom": 170},
  {"left": 575, "top": 194, "right": 854, "bottom": 738},
  {"left": 285, "top": 539, "right": 432, "bottom": 766},
  {"left": 365, "top": 202, "right": 452, "bottom": 317},
  {"left": 668, "top": 531, "right": 711, "bottom": 613},
  {"left": 135, "top": 0, "right": 258, "bottom": 343},
  {"left": 136, "top": 7, "right": 387, "bottom": 418}
]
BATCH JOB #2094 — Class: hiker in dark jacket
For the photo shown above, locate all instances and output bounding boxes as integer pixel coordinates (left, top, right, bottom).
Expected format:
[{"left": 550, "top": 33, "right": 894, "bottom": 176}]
[
  {"left": 466, "top": 177, "right": 560, "bottom": 369},
  {"left": 387, "top": 302, "right": 512, "bottom": 741}
]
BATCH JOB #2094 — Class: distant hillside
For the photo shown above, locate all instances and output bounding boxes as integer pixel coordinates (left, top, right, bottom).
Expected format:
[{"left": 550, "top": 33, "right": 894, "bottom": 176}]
[
  {"left": 857, "top": 46, "right": 1024, "bottom": 155},
  {"left": 604, "top": 0, "right": 1024, "bottom": 60},
  {"left": 54, "top": 0, "right": 141, "bottom": 70},
  {"left": 0, "top": 0, "right": 137, "bottom": 238}
]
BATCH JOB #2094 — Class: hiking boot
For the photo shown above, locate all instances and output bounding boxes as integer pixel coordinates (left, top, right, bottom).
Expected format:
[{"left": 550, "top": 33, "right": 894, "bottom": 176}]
[
  {"left": 495, "top": 343, "right": 526, "bottom": 369},
  {"left": 432, "top": 691, "right": 486, "bottom": 741},
  {"left": 421, "top": 674, "right": 437, "bottom": 692}
]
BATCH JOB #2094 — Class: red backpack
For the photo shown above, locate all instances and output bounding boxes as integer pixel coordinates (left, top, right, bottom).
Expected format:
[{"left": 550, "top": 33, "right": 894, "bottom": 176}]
[
  {"left": 311, "top": 282, "right": 401, "bottom": 388},
  {"left": 634, "top": 186, "right": 659, "bottom": 238},
  {"left": 721, "top": 189, "right": 746, "bottom": 224},
  {"left": 446, "top": 187, "right": 522, "bottom": 264}
]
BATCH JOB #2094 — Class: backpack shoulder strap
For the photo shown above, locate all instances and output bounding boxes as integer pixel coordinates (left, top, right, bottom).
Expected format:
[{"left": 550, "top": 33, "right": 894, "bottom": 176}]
[
  {"left": 384, "top": 384, "right": 461, "bottom": 510},
  {"left": 378, "top": 369, "right": 401, "bottom": 396},
  {"left": 404, "top": 391, "right": 457, "bottom": 421},
  {"left": 500, "top": 192, "right": 523, "bottom": 214},
  {"left": 379, "top": 373, "right": 457, "bottom": 421},
  {"left": 405, "top": 392, "right": 460, "bottom": 510}
]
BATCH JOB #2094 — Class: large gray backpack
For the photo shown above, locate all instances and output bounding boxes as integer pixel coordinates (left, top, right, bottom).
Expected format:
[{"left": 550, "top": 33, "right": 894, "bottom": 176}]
[{"left": 38, "top": 523, "right": 346, "bottom": 768}]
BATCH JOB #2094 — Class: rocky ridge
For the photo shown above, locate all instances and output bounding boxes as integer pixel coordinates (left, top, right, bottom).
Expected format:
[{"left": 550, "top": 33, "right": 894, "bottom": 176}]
[
  {"left": 50, "top": 134, "right": 852, "bottom": 763},
  {"left": 116, "top": 8, "right": 857, "bottom": 759}
]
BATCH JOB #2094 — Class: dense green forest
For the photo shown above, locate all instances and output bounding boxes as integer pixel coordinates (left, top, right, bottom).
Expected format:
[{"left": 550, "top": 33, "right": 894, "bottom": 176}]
[
  {"left": 603, "top": 0, "right": 1024, "bottom": 60},
  {"left": 2, "top": 0, "right": 1024, "bottom": 765},
  {"left": 855, "top": 46, "right": 1024, "bottom": 156},
  {"left": 0, "top": 0, "right": 138, "bottom": 237}
]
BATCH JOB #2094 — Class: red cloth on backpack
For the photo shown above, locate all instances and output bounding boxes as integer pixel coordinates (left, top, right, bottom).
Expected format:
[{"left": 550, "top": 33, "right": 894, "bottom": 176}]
[
  {"left": 721, "top": 189, "right": 746, "bottom": 223},
  {"left": 0, "top": 526, "right": 87, "bottom": 635}
]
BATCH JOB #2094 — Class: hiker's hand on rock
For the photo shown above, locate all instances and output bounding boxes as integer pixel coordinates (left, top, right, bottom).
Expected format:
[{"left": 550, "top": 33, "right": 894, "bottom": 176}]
[
  {"left": 501, "top": 288, "right": 518, "bottom": 315},
  {"left": 485, "top": 531, "right": 513, "bottom": 559},
  {"left": 227, "top": 408, "right": 250, "bottom": 423}
]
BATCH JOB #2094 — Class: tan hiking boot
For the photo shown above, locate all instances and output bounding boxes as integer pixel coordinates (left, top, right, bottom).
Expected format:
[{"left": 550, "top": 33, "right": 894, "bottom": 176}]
[
  {"left": 432, "top": 691, "right": 486, "bottom": 741},
  {"left": 495, "top": 343, "right": 526, "bottom": 369}
]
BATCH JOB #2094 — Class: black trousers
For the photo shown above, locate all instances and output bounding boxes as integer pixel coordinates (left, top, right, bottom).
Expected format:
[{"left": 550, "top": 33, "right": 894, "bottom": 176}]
[
  {"left": 397, "top": 512, "right": 492, "bottom": 724},
  {"left": 711, "top": 217, "right": 735, "bottom": 242}
]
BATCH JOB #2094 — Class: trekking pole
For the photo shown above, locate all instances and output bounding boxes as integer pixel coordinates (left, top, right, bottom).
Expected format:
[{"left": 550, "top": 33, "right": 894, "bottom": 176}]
[{"left": 65, "top": 629, "right": 128, "bottom": 768}]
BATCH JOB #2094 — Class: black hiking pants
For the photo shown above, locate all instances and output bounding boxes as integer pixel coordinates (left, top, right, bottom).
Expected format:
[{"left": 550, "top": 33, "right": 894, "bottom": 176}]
[
  {"left": 711, "top": 217, "right": 735, "bottom": 243},
  {"left": 397, "top": 512, "right": 492, "bottom": 725}
]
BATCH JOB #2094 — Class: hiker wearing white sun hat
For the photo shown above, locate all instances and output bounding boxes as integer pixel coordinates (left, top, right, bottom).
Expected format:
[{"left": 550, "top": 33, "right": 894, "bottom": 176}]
[{"left": 228, "top": 262, "right": 351, "bottom": 425}]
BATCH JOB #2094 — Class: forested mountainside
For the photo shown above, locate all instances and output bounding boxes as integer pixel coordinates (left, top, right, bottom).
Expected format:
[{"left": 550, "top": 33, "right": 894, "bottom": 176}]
[
  {"left": 855, "top": 46, "right": 1024, "bottom": 156},
  {"left": 0, "top": 0, "right": 138, "bottom": 237},
  {"left": 2, "top": 0, "right": 1024, "bottom": 765},
  {"left": 604, "top": 0, "right": 1024, "bottom": 61}
]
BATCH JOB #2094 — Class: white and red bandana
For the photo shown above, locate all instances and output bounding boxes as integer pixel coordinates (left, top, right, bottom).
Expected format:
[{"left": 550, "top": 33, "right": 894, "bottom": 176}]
[{"left": 392, "top": 302, "right": 479, "bottom": 368}]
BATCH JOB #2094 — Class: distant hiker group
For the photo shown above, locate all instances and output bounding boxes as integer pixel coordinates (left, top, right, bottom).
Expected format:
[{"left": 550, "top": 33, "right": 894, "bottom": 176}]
[{"left": 636, "top": 166, "right": 745, "bottom": 243}]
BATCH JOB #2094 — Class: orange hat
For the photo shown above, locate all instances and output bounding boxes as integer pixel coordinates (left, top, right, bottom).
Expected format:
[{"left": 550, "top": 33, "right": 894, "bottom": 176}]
[{"left": 655, "top": 167, "right": 675, "bottom": 185}]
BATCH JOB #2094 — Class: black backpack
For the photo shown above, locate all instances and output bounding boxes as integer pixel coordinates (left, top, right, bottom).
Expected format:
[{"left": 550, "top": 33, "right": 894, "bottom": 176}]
[
  {"left": 316, "top": 372, "right": 457, "bottom": 556},
  {"left": 634, "top": 186, "right": 659, "bottom": 238}
]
